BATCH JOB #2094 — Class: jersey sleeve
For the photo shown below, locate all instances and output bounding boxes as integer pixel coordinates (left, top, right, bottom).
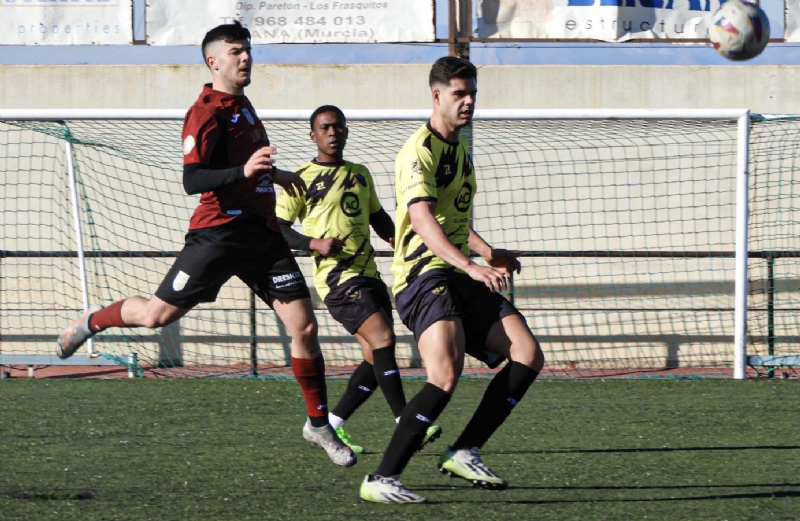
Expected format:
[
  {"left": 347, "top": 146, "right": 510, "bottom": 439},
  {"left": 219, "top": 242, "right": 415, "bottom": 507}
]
[
  {"left": 181, "top": 107, "right": 220, "bottom": 166},
  {"left": 397, "top": 142, "right": 437, "bottom": 206}
]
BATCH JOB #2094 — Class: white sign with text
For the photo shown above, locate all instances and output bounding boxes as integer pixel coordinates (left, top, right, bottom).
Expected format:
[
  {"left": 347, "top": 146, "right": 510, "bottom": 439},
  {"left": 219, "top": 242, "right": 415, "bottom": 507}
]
[
  {"left": 147, "top": 1, "right": 435, "bottom": 45},
  {"left": 475, "top": 0, "right": 724, "bottom": 41},
  {"left": 786, "top": 0, "right": 800, "bottom": 40},
  {"left": 0, "top": 0, "right": 132, "bottom": 45}
]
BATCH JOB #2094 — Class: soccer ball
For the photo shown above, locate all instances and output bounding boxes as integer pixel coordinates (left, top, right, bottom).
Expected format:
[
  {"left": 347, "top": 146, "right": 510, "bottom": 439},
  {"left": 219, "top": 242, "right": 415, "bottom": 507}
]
[{"left": 708, "top": 0, "right": 770, "bottom": 61}]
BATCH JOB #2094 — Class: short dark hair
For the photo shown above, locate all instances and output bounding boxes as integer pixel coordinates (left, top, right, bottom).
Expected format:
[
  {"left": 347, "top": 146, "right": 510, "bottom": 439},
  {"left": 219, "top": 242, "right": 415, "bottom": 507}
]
[
  {"left": 201, "top": 21, "right": 251, "bottom": 61},
  {"left": 309, "top": 105, "right": 346, "bottom": 130},
  {"left": 429, "top": 56, "right": 477, "bottom": 87}
]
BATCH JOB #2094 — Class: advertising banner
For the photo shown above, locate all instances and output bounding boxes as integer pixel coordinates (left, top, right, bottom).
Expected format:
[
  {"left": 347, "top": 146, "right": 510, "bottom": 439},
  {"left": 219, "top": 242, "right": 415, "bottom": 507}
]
[
  {"left": 787, "top": 0, "right": 800, "bottom": 41},
  {"left": 147, "top": 0, "right": 435, "bottom": 45},
  {"left": 0, "top": 0, "right": 132, "bottom": 45},
  {"left": 476, "top": 0, "right": 725, "bottom": 41}
]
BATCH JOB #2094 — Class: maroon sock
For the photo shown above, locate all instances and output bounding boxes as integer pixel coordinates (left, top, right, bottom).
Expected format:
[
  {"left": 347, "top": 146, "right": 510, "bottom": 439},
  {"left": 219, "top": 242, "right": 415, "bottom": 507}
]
[
  {"left": 88, "top": 299, "right": 126, "bottom": 332},
  {"left": 291, "top": 355, "right": 328, "bottom": 425}
]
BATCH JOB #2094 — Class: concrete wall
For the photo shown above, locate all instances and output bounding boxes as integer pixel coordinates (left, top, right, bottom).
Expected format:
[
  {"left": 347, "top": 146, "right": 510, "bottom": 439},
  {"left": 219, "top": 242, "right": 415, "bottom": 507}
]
[{"left": 1, "top": 64, "right": 799, "bottom": 113}]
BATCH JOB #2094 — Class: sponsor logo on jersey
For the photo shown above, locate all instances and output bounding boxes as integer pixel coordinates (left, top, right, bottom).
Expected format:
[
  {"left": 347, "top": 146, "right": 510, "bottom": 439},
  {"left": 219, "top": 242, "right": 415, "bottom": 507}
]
[
  {"left": 454, "top": 181, "right": 473, "bottom": 212},
  {"left": 242, "top": 108, "right": 255, "bottom": 125},
  {"left": 172, "top": 270, "right": 190, "bottom": 291},
  {"left": 182, "top": 136, "right": 195, "bottom": 155},
  {"left": 255, "top": 173, "right": 274, "bottom": 194},
  {"left": 340, "top": 192, "right": 361, "bottom": 217}
]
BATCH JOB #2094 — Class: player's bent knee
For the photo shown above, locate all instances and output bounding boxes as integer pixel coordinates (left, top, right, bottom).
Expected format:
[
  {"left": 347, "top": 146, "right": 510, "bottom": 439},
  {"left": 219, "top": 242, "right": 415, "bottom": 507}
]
[
  {"left": 510, "top": 337, "right": 545, "bottom": 372},
  {"left": 428, "top": 376, "right": 459, "bottom": 394},
  {"left": 424, "top": 361, "right": 462, "bottom": 393},
  {"left": 532, "top": 343, "right": 546, "bottom": 372},
  {"left": 140, "top": 315, "right": 171, "bottom": 329},
  {"left": 371, "top": 331, "right": 395, "bottom": 351},
  {"left": 291, "top": 318, "right": 319, "bottom": 343}
]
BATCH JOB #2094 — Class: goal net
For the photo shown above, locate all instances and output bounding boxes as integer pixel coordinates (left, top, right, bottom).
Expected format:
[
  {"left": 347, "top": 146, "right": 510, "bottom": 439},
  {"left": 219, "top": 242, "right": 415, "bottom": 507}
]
[{"left": 2, "top": 109, "right": 797, "bottom": 379}]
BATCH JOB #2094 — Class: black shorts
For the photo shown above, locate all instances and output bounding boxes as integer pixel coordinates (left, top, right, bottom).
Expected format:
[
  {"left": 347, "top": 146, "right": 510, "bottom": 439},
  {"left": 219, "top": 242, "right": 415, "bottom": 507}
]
[
  {"left": 395, "top": 269, "right": 522, "bottom": 369},
  {"left": 324, "top": 276, "right": 393, "bottom": 335},
  {"left": 155, "top": 215, "right": 310, "bottom": 309}
]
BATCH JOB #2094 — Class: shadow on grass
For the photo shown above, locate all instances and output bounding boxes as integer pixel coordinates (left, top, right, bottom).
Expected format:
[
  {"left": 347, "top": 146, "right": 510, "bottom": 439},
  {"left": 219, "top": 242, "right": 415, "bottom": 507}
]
[
  {"left": 491, "top": 445, "right": 800, "bottom": 455},
  {"left": 413, "top": 482, "right": 800, "bottom": 505},
  {"left": 501, "top": 488, "right": 800, "bottom": 504},
  {"left": 6, "top": 490, "right": 95, "bottom": 501}
]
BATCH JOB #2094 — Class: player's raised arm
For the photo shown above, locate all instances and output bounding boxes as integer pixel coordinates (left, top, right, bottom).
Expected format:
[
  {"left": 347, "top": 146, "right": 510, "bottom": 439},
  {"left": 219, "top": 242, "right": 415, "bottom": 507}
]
[
  {"left": 183, "top": 145, "right": 275, "bottom": 195},
  {"left": 243, "top": 146, "right": 277, "bottom": 178},
  {"left": 182, "top": 100, "right": 276, "bottom": 195}
]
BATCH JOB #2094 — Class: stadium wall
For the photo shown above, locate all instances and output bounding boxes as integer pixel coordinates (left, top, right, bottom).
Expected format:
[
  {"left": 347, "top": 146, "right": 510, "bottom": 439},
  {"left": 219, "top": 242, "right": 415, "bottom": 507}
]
[{"left": 1, "top": 64, "right": 799, "bottom": 113}]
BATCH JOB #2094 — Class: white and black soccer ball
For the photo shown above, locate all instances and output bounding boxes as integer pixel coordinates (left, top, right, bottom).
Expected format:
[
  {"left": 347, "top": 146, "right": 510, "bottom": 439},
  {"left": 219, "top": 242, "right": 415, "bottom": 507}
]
[{"left": 708, "top": 0, "right": 770, "bottom": 61}]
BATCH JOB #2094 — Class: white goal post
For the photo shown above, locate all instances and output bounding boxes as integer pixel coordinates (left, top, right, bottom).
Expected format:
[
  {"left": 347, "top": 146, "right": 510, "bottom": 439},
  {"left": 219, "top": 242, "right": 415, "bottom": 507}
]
[{"left": 0, "top": 108, "right": 757, "bottom": 378}]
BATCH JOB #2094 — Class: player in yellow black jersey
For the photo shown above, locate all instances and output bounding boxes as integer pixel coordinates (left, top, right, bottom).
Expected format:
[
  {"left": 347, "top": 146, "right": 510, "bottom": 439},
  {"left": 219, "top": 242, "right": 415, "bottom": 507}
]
[
  {"left": 359, "top": 57, "right": 546, "bottom": 505},
  {"left": 276, "top": 105, "right": 441, "bottom": 456},
  {"left": 391, "top": 121, "right": 475, "bottom": 296}
]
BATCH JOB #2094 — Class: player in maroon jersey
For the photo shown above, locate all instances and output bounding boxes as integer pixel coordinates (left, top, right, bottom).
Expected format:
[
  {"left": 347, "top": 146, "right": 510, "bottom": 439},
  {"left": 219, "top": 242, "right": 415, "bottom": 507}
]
[{"left": 55, "top": 21, "right": 356, "bottom": 468}]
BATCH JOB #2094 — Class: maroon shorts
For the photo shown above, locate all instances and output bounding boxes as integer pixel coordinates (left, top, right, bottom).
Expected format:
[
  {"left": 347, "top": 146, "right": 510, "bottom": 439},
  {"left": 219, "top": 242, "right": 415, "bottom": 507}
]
[
  {"left": 155, "top": 215, "right": 310, "bottom": 309},
  {"left": 394, "top": 269, "right": 522, "bottom": 368}
]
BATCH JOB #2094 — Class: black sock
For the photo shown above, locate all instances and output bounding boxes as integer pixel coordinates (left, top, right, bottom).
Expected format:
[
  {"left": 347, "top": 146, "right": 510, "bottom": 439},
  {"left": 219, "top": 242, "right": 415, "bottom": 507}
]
[
  {"left": 375, "top": 383, "right": 451, "bottom": 478},
  {"left": 372, "top": 345, "right": 407, "bottom": 418},
  {"left": 308, "top": 416, "right": 329, "bottom": 428},
  {"left": 331, "top": 361, "right": 377, "bottom": 421},
  {"left": 451, "top": 361, "right": 539, "bottom": 451}
]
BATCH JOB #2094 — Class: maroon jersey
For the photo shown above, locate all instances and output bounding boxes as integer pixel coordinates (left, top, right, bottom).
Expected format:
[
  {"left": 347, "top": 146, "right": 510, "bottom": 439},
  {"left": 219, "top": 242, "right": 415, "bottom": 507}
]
[{"left": 181, "top": 84, "right": 278, "bottom": 231}]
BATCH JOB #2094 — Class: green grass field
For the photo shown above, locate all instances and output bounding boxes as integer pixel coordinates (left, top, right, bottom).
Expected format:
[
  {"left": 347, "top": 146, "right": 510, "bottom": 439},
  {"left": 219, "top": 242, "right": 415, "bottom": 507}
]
[{"left": 1, "top": 378, "right": 799, "bottom": 520}]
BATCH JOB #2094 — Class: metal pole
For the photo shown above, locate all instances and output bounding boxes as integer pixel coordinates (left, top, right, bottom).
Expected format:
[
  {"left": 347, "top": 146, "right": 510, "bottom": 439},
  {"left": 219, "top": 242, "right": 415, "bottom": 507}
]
[
  {"left": 250, "top": 290, "right": 258, "bottom": 377},
  {"left": 448, "top": 0, "right": 457, "bottom": 56},
  {"left": 448, "top": 0, "right": 470, "bottom": 58},
  {"left": 127, "top": 352, "right": 138, "bottom": 378},
  {"left": 65, "top": 139, "right": 94, "bottom": 357},
  {"left": 733, "top": 112, "right": 751, "bottom": 379},
  {"left": 767, "top": 253, "right": 775, "bottom": 378}
]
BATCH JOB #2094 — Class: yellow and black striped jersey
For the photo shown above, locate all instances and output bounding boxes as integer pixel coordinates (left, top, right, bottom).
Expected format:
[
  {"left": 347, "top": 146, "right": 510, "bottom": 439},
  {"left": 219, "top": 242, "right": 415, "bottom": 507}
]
[
  {"left": 391, "top": 123, "right": 475, "bottom": 296},
  {"left": 276, "top": 160, "right": 383, "bottom": 300}
]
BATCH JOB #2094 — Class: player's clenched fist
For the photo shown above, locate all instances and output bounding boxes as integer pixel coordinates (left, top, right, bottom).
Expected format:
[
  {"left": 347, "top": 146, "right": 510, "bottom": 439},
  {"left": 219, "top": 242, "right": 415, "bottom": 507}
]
[
  {"left": 310, "top": 237, "right": 344, "bottom": 257},
  {"left": 244, "top": 146, "right": 277, "bottom": 178},
  {"left": 486, "top": 248, "right": 522, "bottom": 277},
  {"left": 465, "top": 263, "right": 510, "bottom": 293}
]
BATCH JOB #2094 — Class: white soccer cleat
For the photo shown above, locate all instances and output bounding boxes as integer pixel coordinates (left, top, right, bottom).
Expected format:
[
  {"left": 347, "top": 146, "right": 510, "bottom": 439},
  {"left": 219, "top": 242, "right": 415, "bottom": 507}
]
[
  {"left": 438, "top": 446, "right": 508, "bottom": 490},
  {"left": 359, "top": 475, "right": 426, "bottom": 504},
  {"left": 302, "top": 420, "right": 357, "bottom": 467},
  {"left": 56, "top": 305, "right": 103, "bottom": 359}
]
